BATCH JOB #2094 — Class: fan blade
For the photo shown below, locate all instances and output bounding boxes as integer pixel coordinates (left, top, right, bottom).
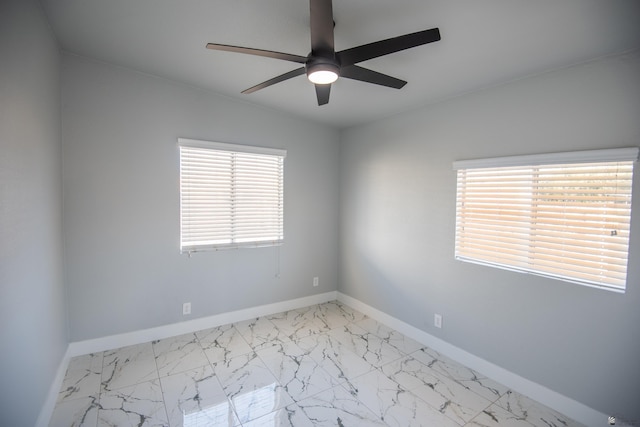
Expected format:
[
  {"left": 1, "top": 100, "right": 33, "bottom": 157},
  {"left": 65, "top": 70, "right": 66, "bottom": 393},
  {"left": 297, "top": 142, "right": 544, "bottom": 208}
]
[
  {"left": 337, "top": 28, "right": 440, "bottom": 66},
  {"left": 315, "top": 84, "right": 331, "bottom": 105},
  {"left": 206, "top": 43, "right": 307, "bottom": 63},
  {"left": 242, "top": 67, "right": 306, "bottom": 94},
  {"left": 309, "top": 0, "right": 335, "bottom": 54},
  {"left": 340, "top": 65, "right": 406, "bottom": 89}
]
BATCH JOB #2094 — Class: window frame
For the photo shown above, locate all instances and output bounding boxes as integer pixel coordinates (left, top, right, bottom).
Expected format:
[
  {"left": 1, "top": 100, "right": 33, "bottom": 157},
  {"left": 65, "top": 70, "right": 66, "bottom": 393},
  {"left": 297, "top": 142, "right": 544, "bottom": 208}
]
[
  {"left": 178, "top": 138, "right": 286, "bottom": 253},
  {"left": 453, "top": 147, "right": 638, "bottom": 293}
]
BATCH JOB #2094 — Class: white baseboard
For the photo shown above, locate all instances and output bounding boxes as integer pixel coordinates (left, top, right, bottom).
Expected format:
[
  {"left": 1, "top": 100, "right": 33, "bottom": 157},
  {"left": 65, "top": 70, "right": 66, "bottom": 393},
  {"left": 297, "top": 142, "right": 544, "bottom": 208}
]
[
  {"left": 36, "top": 346, "right": 73, "bottom": 427},
  {"left": 39, "top": 290, "right": 608, "bottom": 427},
  {"left": 68, "top": 291, "right": 338, "bottom": 357},
  {"left": 38, "top": 291, "right": 337, "bottom": 426},
  {"left": 336, "top": 292, "right": 607, "bottom": 427}
]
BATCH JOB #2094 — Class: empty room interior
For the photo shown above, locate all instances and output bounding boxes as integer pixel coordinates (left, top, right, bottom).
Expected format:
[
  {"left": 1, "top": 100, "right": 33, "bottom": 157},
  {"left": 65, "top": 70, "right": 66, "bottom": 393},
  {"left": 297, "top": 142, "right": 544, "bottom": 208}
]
[{"left": 2, "top": 0, "right": 640, "bottom": 426}]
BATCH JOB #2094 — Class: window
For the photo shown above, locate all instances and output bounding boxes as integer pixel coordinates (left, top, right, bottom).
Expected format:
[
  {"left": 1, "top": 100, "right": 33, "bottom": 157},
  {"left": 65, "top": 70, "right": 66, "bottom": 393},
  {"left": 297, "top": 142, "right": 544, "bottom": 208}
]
[
  {"left": 454, "top": 148, "right": 638, "bottom": 292},
  {"left": 179, "top": 138, "right": 285, "bottom": 252}
]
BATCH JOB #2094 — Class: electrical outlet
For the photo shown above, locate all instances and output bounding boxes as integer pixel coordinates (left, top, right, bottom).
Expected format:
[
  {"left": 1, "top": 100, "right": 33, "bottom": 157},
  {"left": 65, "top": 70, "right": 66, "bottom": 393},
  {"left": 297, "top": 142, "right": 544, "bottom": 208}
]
[
  {"left": 182, "top": 302, "right": 191, "bottom": 315},
  {"left": 313, "top": 277, "right": 319, "bottom": 287},
  {"left": 434, "top": 313, "right": 443, "bottom": 329}
]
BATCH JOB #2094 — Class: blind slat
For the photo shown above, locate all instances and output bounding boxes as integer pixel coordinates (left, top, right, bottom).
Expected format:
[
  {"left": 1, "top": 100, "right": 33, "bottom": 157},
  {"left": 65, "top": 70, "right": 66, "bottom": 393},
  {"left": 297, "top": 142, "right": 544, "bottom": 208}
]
[
  {"left": 455, "top": 157, "right": 635, "bottom": 292},
  {"left": 179, "top": 140, "right": 285, "bottom": 252}
]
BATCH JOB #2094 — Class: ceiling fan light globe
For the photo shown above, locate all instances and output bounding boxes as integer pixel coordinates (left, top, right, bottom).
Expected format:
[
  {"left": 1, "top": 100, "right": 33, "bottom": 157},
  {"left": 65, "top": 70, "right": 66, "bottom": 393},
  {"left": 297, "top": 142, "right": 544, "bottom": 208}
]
[
  {"left": 308, "top": 69, "right": 339, "bottom": 84},
  {"left": 307, "top": 70, "right": 338, "bottom": 85},
  {"left": 307, "top": 60, "right": 340, "bottom": 85}
]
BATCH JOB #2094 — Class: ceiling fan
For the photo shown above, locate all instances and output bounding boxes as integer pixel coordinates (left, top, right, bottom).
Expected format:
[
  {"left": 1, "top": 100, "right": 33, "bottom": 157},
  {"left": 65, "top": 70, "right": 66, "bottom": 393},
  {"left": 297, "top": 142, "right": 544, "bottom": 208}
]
[{"left": 206, "top": 0, "right": 441, "bottom": 106}]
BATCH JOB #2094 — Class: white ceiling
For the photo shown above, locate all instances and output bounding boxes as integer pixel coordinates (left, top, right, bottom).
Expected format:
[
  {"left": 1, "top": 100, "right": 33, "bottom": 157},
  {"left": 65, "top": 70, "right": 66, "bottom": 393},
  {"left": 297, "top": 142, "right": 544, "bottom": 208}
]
[{"left": 41, "top": 0, "right": 640, "bottom": 129}]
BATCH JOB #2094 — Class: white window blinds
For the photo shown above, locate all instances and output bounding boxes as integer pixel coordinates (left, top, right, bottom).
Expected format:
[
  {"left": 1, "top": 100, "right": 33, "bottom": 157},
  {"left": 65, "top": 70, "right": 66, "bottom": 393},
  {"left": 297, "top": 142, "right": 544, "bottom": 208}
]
[
  {"left": 179, "top": 138, "right": 286, "bottom": 252},
  {"left": 453, "top": 148, "right": 638, "bottom": 292}
]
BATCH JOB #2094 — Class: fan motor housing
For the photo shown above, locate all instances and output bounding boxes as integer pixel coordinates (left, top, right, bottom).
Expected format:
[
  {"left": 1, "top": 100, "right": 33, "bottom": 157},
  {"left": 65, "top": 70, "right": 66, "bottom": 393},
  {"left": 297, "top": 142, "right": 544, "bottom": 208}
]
[{"left": 306, "top": 54, "right": 341, "bottom": 79}]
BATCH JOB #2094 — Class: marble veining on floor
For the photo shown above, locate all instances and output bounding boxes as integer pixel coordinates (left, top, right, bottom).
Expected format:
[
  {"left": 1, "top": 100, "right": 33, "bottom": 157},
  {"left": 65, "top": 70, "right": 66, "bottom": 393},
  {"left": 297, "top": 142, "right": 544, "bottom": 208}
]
[{"left": 49, "top": 301, "right": 583, "bottom": 426}]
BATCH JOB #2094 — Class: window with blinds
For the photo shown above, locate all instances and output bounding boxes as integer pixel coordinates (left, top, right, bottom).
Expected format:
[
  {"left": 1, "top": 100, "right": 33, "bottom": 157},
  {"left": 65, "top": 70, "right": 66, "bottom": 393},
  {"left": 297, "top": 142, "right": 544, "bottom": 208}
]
[
  {"left": 179, "top": 138, "right": 285, "bottom": 253},
  {"left": 454, "top": 148, "right": 638, "bottom": 292}
]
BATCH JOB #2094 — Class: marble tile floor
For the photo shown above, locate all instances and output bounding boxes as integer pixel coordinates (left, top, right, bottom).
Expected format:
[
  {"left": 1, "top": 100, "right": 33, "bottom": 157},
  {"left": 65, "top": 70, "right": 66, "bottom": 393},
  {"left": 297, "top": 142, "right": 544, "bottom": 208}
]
[{"left": 50, "top": 300, "right": 583, "bottom": 427}]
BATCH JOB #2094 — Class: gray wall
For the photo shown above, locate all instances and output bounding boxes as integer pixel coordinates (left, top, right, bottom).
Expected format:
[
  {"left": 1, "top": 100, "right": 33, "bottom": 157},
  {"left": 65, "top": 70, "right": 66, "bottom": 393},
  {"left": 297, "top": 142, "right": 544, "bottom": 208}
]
[
  {"left": 4, "top": 3, "right": 637, "bottom": 421},
  {"left": 339, "top": 51, "right": 640, "bottom": 419},
  {"left": 0, "top": 0, "right": 68, "bottom": 426},
  {"left": 62, "top": 54, "right": 340, "bottom": 341}
]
